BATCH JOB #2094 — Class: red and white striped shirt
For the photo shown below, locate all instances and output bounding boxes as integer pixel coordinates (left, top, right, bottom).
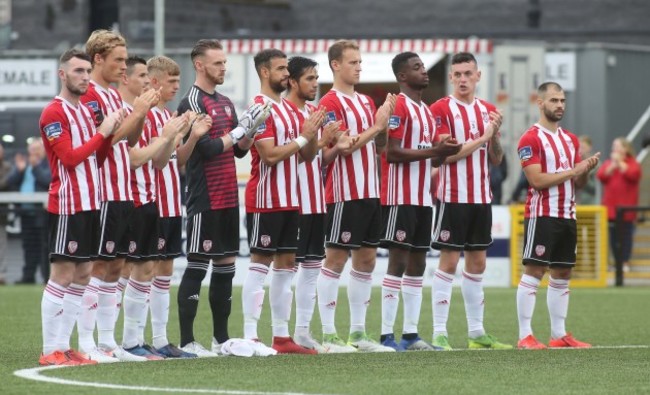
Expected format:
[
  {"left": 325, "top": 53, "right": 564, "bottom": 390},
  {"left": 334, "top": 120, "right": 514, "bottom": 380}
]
[
  {"left": 153, "top": 107, "right": 182, "bottom": 217},
  {"left": 430, "top": 95, "right": 494, "bottom": 204},
  {"left": 293, "top": 102, "right": 326, "bottom": 215},
  {"left": 320, "top": 89, "right": 379, "bottom": 203},
  {"left": 81, "top": 81, "right": 132, "bottom": 202},
  {"left": 245, "top": 95, "right": 300, "bottom": 213},
  {"left": 381, "top": 93, "right": 435, "bottom": 207},
  {"left": 518, "top": 123, "right": 580, "bottom": 219},
  {"left": 40, "top": 97, "right": 102, "bottom": 214},
  {"left": 128, "top": 103, "right": 157, "bottom": 207}
]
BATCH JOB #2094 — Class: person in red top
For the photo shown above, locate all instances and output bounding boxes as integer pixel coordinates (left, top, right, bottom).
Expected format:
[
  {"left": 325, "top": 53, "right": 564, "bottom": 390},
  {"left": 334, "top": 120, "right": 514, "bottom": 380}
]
[
  {"left": 428, "top": 52, "right": 509, "bottom": 350},
  {"left": 516, "top": 82, "right": 600, "bottom": 350},
  {"left": 242, "top": 48, "right": 324, "bottom": 355},
  {"left": 597, "top": 137, "right": 641, "bottom": 272},
  {"left": 38, "top": 49, "right": 122, "bottom": 366},
  {"left": 316, "top": 40, "right": 396, "bottom": 353},
  {"left": 379, "top": 51, "right": 461, "bottom": 351},
  {"left": 77, "top": 29, "right": 160, "bottom": 361}
]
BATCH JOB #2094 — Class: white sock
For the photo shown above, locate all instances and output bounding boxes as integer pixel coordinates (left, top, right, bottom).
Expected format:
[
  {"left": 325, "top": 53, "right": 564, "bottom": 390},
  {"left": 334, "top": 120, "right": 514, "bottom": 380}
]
[
  {"left": 402, "top": 275, "right": 424, "bottom": 335},
  {"left": 516, "top": 274, "right": 540, "bottom": 339},
  {"left": 56, "top": 283, "right": 85, "bottom": 351},
  {"left": 151, "top": 276, "right": 171, "bottom": 348},
  {"left": 42, "top": 280, "right": 66, "bottom": 355},
  {"left": 96, "top": 280, "right": 118, "bottom": 349},
  {"left": 461, "top": 270, "right": 486, "bottom": 338},
  {"left": 242, "top": 263, "right": 268, "bottom": 340},
  {"left": 547, "top": 277, "right": 570, "bottom": 339},
  {"left": 432, "top": 270, "right": 454, "bottom": 337},
  {"left": 381, "top": 274, "right": 401, "bottom": 335},
  {"left": 114, "top": 277, "right": 128, "bottom": 327},
  {"left": 348, "top": 269, "right": 372, "bottom": 334},
  {"left": 294, "top": 260, "right": 321, "bottom": 334},
  {"left": 317, "top": 267, "right": 341, "bottom": 335},
  {"left": 122, "top": 279, "right": 151, "bottom": 349},
  {"left": 270, "top": 267, "right": 295, "bottom": 338},
  {"left": 137, "top": 289, "right": 150, "bottom": 346},
  {"left": 77, "top": 277, "right": 100, "bottom": 352}
]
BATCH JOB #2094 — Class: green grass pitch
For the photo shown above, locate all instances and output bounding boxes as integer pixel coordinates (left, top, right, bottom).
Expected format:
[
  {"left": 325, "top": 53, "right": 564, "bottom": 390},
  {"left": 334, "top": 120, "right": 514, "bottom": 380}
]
[{"left": 1, "top": 285, "right": 649, "bottom": 394}]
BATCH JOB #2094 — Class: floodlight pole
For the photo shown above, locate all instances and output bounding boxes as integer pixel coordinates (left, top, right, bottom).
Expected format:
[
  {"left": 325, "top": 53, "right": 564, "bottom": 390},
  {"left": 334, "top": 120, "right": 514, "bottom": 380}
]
[{"left": 154, "top": 0, "right": 165, "bottom": 56}]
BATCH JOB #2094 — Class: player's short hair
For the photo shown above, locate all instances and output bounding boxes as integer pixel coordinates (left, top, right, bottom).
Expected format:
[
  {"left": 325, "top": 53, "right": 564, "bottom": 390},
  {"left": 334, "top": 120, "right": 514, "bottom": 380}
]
[
  {"left": 538, "top": 81, "right": 563, "bottom": 95},
  {"left": 328, "top": 40, "right": 359, "bottom": 70},
  {"left": 125, "top": 55, "right": 147, "bottom": 76},
  {"left": 391, "top": 51, "right": 419, "bottom": 77},
  {"left": 190, "top": 39, "right": 223, "bottom": 64},
  {"left": 451, "top": 52, "right": 477, "bottom": 66},
  {"left": 288, "top": 56, "right": 318, "bottom": 81},
  {"left": 254, "top": 48, "right": 287, "bottom": 75},
  {"left": 59, "top": 48, "right": 91, "bottom": 66},
  {"left": 85, "top": 29, "right": 127, "bottom": 65},
  {"left": 147, "top": 55, "right": 181, "bottom": 77}
]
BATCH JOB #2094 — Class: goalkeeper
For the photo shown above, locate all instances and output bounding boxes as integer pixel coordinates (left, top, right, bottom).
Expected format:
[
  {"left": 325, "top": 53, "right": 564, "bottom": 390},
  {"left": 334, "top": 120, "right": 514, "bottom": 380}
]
[{"left": 175, "top": 39, "right": 271, "bottom": 357}]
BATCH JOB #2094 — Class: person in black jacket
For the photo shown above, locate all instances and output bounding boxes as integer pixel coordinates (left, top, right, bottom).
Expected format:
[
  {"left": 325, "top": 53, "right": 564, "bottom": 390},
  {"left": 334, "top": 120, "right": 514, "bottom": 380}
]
[{"left": 8, "top": 139, "right": 51, "bottom": 284}]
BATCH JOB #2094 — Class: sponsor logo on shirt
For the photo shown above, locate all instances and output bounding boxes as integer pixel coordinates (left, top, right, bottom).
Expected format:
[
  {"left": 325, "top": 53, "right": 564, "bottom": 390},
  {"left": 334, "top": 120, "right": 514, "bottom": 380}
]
[
  {"left": 388, "top": 115, "right": 400, "bottom": 130},
  {"left": 44, "top": 122, "right": 63, "bottom": 141},
  {"left": 519, "top": 146, "right": 533, "bottom": 162}
]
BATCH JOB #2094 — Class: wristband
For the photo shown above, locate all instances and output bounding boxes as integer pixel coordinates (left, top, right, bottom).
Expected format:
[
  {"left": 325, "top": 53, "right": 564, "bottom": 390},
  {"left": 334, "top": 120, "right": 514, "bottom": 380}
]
[{"left": 294, "top": 136, "right": 308, "bottom": 148}]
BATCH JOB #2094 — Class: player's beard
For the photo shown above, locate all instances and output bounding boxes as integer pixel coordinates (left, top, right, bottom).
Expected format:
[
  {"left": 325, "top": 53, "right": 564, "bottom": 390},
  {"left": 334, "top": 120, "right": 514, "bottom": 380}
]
[
  {"left": 67, "top": 81, "right": 87, "bottom": 96},
  {"left": 270, "top": 78, "right": 286, "bottom": 95},
  {"left": 544, "top": 106, "right": 563, "bottom": 122}
]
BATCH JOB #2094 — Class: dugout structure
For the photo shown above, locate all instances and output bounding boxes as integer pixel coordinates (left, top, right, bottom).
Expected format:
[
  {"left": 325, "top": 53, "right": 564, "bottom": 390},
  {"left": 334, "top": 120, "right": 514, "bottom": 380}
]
[{"left": 509, "top": 205, "right": 608, "bottom": 287}]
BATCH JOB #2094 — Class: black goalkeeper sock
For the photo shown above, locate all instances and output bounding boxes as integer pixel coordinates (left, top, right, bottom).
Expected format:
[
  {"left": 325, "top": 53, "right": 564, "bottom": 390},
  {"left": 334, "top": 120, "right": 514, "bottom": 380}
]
[
  {"left": 210, "top": 263, "right": 236, "bottom": 344},
  {"left": 177, "top": 261, "right": 208, "bottom": 347}
]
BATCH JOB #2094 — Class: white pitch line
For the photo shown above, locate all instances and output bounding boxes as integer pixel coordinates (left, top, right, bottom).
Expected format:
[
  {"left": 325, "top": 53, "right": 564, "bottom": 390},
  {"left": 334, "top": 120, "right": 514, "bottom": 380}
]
[{"left": 14, "top": 365, "right": 336, "bottom": 395}]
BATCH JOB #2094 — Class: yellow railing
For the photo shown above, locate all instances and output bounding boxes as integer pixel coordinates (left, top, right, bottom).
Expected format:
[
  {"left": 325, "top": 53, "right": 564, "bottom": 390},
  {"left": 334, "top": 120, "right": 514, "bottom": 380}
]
[{"left": 509, "top": 205, "right": 609, "bottom": 287}]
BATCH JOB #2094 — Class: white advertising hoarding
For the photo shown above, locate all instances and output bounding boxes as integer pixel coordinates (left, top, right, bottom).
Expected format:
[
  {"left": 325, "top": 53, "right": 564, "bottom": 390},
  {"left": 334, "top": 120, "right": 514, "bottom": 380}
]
[{"left": 0, "top": 59, "right": 58, "bottom": 98}]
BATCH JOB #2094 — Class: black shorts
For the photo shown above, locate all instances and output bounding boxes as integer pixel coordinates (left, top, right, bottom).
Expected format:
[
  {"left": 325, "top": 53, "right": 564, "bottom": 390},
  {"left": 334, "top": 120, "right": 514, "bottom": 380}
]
[
  {"left": 523, "top": 216, "right": 576, "bottom": 267},
  {"left": 126, "top": 203, "right": 159, "bottom": 262},
  {"left": 97, "top": 200, "right": 134, "bottom": 259},
  {"left": 247, "top": 210, "right": 299, "bottom": 254},
  {"left": 297, "top": 213, "right": 326, "bottom": 262},
  {"left": 326, "top": 199, "right": 382, "bottom": 249},
  {"left": 158, "top": 216, "right": 183, "bottom": 260},
  {"left": 380, "top": 205, "right": 433, "bottom": 251},
  {"left": 187, "top": 208, "right": 240, "bottom": 260},
  {"left": 49, "top": 210, "right": 101, "bottom": 263},
  {"left": 431, "top": 202, "right": 492, "bottom": 251}
]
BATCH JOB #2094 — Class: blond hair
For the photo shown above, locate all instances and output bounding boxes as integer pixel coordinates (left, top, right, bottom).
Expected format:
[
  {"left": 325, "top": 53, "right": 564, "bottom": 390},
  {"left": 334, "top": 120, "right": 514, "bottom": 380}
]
[
  {"left": 85, "top": 29, "right": 127, "bottom": 65},
  {"left": 579, "top": 135, "right": 592, "bottom": 147},
  {"left": 614, "top": 137, "right": 635, "bottom": 158},
  {"left": 147, "top": 56, "right": 181, "bottom": 77},
  {"left": 327, "top": 40, "right": 359, "bottom": 70}
]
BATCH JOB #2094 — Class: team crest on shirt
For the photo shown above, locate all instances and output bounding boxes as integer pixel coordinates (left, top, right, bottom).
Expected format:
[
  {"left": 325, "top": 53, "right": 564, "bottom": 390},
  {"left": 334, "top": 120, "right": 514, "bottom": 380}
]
[
  {"left": 481, "top": 111, "right": 489, "bottom": 124},
  {"left": 388, "top": 116, "right": 400, "bottom": 130},
  {"left": 396, "top": 230, "right": 406, "bottom": 242},
  {"left": 440, "top": 230, "right": 450, "bottom": 242},
  {"left": 454, "top": 114, "right": 461, "bottom": 121},
  {"left": 68, "top": 241, "right": 78, "bottom": 254},
  {"left": 105, "top": 241, "right": 115, "bottom": 254},
  {"left": 518, "top": 146, "right": 533, "bottom": 162},
  {"left": 435, "top": 116, "right": 442, "bottom": 128},
  {"left": 224, "top": 106, "right": 232, "bottom": 119},
  {"left": 44, "top": 122, "right": 63, "bottom": 141},
  {"left": 203, "top": 240, "right": 212, "bottom": 252},
  {"left": 129, "top": 241, "right": 137, "bottom": 254},
  {"left": 158, "top": 238, "right": 166, "bottom": 251},
  {"left": 363, "top": 102, "right": 372, "bottom": 113},
  {"left": 341, "top": 231, "right": 351, "bottom": 243},
  {"left": 260, "top": 235, "right": 271, "bottom": 247},
  {"left": 535, "top": 245, "right": 546, "bottom": 256}
]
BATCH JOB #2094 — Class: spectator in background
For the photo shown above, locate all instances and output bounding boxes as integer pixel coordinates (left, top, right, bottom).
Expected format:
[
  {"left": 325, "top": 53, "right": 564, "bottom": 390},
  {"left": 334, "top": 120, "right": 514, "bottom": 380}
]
[
  {"left": 576, "top": 135, "right": 598, "bottom": 205},
  {"left": 8, "top": 139, "right": 51, "bottom": 284},
  {"left": 0, "top": 143, "right": 11, "bottom": 285},
  {"left": 489, "top": 155, "right": 508, "bottom": 205},
  {"left": 508, "top": 171, "right": 529, "bottom": 204},
  {"left": 597, "top": 137, "right": 641, "bottom": 272}
]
